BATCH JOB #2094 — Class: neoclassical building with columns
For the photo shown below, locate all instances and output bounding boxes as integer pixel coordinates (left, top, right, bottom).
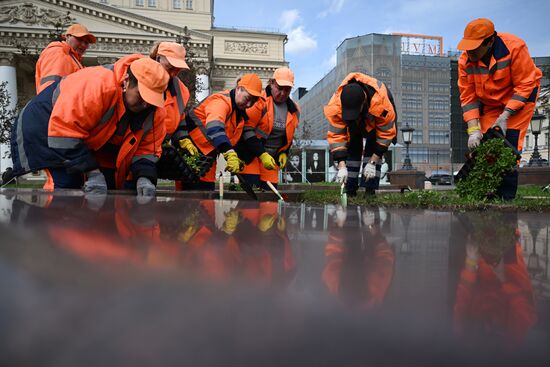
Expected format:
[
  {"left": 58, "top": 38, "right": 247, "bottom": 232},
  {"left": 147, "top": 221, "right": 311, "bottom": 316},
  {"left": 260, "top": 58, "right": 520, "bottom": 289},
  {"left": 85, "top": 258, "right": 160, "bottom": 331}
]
[{"left": 0, "top": 0, "right": 288, "bottom": 172}]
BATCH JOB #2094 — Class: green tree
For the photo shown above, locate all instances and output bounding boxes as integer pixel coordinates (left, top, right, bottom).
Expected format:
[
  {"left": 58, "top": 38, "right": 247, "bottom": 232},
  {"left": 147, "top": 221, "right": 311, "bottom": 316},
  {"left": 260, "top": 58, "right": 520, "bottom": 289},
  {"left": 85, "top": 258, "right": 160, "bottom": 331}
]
[{"left": 0, "top": 81, "right": 17, "bottom": 148}]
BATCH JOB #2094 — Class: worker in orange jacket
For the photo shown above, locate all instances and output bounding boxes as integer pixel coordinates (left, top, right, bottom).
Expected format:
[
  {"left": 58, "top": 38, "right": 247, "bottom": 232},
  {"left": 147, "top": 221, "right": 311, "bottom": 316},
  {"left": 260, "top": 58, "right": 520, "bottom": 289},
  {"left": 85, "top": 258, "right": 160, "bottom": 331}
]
[
  {"left": 239, "top": 67, "right": 300, "bottom": 190},
  {"left": 117, "top": 43, "right": 193, "bottom": 190},
  {"left": 10, "top": 57, "right": 169, "bottom": 198},
  {"left": 181, "top": 73, "right": 268, "bottom": 190},
  {"left": 458, "top": 18, "right": 542, "bottom": 200},
  {"left": 35, "top": 23, "right": 96, "bottom": 94},
  {"left": 325, "top": 72, "right": 397, "bottom": 196}
]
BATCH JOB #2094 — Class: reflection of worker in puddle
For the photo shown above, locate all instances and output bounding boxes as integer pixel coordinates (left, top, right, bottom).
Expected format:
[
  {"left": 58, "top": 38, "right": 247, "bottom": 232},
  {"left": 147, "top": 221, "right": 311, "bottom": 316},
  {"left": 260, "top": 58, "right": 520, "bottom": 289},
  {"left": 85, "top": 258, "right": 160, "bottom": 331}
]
[
  {"left": 323, "top": 206, "right": 395, "bottom": 310},
  {"left": 453, "top": 212, "right": 537, "bottom": 348}
]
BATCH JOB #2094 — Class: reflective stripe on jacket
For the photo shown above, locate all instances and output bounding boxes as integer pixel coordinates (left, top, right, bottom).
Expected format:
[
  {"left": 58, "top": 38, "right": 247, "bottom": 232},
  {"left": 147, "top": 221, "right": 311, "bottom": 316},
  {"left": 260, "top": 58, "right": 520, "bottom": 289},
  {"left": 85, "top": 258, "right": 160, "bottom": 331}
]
[
  {"left": 35, "top": 41, "right": 84, "bottom": 94},
  {"left": 458, "top": 33, "right": 542, "bottom": 123},
  {"left": 247, "top": 86, "right": 300, "bottom": 157},
  {"left": 188, "top": 90, "right": 248, "bottom": 155},
  {"left": 325, "top": 72, "right": 397, "bottom": 160}
]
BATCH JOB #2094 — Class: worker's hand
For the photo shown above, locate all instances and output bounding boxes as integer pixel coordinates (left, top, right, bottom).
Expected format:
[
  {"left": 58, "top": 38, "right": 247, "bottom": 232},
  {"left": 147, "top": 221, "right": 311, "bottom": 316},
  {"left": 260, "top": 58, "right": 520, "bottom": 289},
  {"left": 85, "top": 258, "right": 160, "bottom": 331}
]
[
  {"left": 363, "top": 162, "right": 377, "bottom": 180},
  {"left": 259, "top": 152, "right": 277, "bottom": 170},
  {"left": 258, "top": 213, "right": 276, "bottom": 232},
  {"left": 178, "top": 225, "right": 199, "bottom": 243},
  {"left": 222, "top": 209, "right": 240, "bottom": 235},
  {"left": 466, "top": 119, "right": 482, "bottom": 149},
  {"left": 336, "top": 161, "right": 348, "bottom": 183},
  {"left": 179, "top": 138, "right": 199, "bottom": 156},
  {"left": 136, "top": 177, "right": 156, "bottom": 198},
  {"left": 493, "top": 110, "right": 511, "bottom": 135},
  {"left": 277, "top": 217, "right": 286, "bottom": 232},
  {"left": 223, "top": 149, "right": 244, "bottom": 173},
  {"left": 362, "top": 209, "right": 376, "bottom": 227},
  {"left": 335, "top": 206, "right": 347, "bottom": 227},
  {"left": 278, "top": 153, "right": 288, "bottom": 168},
  {"left": 83, "top": 169, "right": 108, "bottom": 194}
]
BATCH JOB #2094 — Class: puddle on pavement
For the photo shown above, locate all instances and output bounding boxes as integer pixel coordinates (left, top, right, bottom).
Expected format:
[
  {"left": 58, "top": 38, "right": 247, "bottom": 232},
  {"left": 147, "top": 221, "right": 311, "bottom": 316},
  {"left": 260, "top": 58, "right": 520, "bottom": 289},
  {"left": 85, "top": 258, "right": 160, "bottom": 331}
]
[{"left": 0, "top": 191, "right": 548, "bottom": 365}]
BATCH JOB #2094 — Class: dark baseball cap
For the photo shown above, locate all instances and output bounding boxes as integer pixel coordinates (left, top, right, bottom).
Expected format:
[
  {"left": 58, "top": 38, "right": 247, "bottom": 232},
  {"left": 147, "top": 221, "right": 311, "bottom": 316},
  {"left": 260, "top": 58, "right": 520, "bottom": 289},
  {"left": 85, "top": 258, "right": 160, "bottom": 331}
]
[{"left": 341, "top": 83, "right": 365, "bottom": 121}]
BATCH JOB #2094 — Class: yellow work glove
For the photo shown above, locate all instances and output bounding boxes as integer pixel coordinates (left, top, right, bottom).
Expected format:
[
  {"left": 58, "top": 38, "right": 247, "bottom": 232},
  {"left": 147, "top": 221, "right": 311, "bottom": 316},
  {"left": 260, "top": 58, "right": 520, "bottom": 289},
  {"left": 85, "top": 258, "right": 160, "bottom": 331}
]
[
  {"left": 178, "top": 225, "right": 199, "bottom": 243},
  {"left": 258, "top": 213, "right": 276, "bottom": 232},
  {"left": 222, "top": 210, "right": 240, "bottom": 235},
  {"left": 278, "top": 153, "right": 287, "bottom": 168},
  {"left": 259, "top": 152, "right": 277, "bottom": 170},
  {"left": 223, "top": 149, "right": 244, "bottom": 173},
  {"left": 277, "top": 217, "right": 286, "bottom": 232},
  {"left": 179, "top": 138, "right": 199, "bottom": 156}
]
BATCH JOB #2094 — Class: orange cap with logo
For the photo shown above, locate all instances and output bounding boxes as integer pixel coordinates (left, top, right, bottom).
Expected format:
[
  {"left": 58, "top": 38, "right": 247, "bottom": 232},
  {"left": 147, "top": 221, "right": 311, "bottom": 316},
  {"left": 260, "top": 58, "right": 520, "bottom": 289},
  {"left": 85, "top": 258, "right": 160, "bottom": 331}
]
[
  {"left": 457, "top": 18, "right": 495, "bottom": 51},
  {"left": 273, "top": 67, "right": 294, "bottom": 87},
  {"left": 129, "top": 58, "right": 169, "bottom": 107},
  {"left": 237, "top": 73, "right": 263, "bottom": 97},
  {"left": 64, "top": 24, "right": 97, "bottom": 44},
  {"left": 158, "top": 42, "right": 190, "bottom": 70}
]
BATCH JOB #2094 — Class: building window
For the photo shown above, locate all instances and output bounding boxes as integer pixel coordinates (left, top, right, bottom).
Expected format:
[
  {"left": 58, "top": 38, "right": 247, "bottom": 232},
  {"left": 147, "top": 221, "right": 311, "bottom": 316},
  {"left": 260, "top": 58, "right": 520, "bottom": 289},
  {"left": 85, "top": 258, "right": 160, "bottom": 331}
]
[
  {"left": 402, "top": 94, "right": 423, "bottom": 110},
  {"left": 173, "top": 0, "right": 182, "bottom": 9},
  {"left": 403, "top": 81, "right": 422, "bottom": 92},
  {"left": 403, "top": 111, "right": 423, "bottom": 127},
  {"left": 525, "top": 136, "right": 530, "bottom": 149},
  {"left": 148, "top": 0, "right": 157, "bottom": 7},
  {"left": 428, "top": 95, "right": 449, "bottom": 111},
  {"left": 412, "top": 131, "right": 423, "bottom": 144},
  {"left": 428, "top": 112, "right": 449, "bottom": 128},
  {"left": 100, "top": 0, "right": 108, "bottom": 3},
  {"left": 429, "top": 131, "right": 449, "bottom": 144},
  {"left": 186, "top": 0, "right": 193, "bottom": 9},
  {"left": 405, "top": 147, "right": 428, "bottom": 164},
  {"left": 135, "top": 0, "right": 144, "bottom": 6}
]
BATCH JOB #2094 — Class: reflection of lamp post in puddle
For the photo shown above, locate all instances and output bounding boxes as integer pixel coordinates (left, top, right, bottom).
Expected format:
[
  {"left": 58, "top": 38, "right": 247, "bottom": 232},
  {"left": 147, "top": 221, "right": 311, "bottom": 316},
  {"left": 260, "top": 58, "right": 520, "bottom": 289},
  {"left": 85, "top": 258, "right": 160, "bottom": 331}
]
[
  {"left": 526, "top": 221, "right": 545, "bottom": 278},
  {"left": 399, "top": 211, "right": 414, "bottom": 255}
]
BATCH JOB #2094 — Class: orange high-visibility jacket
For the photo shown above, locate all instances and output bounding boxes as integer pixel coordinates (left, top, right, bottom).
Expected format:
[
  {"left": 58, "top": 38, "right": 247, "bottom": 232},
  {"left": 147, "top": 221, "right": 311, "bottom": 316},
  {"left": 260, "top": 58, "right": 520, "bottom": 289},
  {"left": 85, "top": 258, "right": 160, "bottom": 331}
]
[
  {"left": 458, "top": 33, "right": 542, "bottom": 123},
  {"left": 187, "top": 90, "right": 250, "bottom": 155},
  {"left": 35, "top": 41, "right": 84, "bottom": 94},
  {"left": 322, "top": 228, "right": 395, "bottom": 309},
  {"left": 325, "top": 73, "right": 396, "bottom": 161},
  {"left": 453, "top": 243, "right": 537, "bottom": 346},
  {"left": 243, "top": 87, "right": 301, "bottom": 158},
  {"left": 47, "top": 59, "right": 166, "bottom": 188}
]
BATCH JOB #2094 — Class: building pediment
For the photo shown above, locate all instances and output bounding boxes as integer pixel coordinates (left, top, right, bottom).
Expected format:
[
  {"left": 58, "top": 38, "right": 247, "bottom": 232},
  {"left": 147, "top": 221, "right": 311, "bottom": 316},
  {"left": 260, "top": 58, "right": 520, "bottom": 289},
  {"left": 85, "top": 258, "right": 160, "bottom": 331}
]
[{"left": 0, "top": 0, "right": 212, "bottom": 57}]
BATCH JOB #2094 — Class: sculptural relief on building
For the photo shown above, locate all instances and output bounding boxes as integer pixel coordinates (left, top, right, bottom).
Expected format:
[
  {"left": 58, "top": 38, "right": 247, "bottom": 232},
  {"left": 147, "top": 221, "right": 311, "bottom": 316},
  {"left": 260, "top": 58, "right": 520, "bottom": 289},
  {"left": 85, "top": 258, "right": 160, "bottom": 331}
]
[
  {"left": 224, "top": 41, "right": 268, "bottom": 55},
  {"left": 0, "top": 3, "right": 74, "bottom": 26}
]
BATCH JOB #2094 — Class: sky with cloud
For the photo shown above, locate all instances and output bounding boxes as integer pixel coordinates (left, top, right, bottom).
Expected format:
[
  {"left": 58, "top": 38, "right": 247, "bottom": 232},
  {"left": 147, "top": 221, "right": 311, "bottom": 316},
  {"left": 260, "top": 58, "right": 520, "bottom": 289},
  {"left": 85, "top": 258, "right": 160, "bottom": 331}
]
[{"left": 214, "top": 0, "right": 550, "bottom": 90}]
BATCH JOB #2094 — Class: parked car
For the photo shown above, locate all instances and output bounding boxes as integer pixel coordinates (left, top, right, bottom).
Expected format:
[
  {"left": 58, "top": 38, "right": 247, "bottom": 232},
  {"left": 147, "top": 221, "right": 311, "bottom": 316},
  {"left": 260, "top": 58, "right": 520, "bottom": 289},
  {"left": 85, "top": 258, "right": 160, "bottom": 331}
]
[{"left": 429, "top": 170, "right": 452, "bottom": 185}]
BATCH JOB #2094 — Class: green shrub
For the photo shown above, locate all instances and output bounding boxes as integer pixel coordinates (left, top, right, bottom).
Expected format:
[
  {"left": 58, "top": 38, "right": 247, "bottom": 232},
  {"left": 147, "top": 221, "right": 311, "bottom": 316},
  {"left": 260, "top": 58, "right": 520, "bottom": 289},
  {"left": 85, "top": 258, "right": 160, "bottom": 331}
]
[{"left": 456, "top": 139, "right": 517, "bottom": 201}]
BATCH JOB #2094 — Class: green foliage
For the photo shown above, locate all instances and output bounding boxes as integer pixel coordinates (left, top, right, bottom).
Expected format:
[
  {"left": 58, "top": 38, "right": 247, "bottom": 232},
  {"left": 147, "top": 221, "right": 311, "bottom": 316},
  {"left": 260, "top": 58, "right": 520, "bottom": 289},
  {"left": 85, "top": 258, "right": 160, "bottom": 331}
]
[
  {"left": 0, "top": 81, "right": 17, "bottom": 147},
  {"left": 182, "top": 154, "right": 200, "bottom": 174},
  {"left": 456, "top": 139, "right": 517, "bottom": 201}
]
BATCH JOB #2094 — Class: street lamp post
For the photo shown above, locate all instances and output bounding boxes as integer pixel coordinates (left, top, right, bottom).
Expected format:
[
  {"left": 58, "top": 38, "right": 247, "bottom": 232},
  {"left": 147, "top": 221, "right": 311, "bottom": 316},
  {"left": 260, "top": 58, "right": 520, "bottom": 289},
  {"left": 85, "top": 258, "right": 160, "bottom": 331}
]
[
  {"left": 528, "top": 109, "right": 545, "bottom": 167},
  {"left": 401, "top": 123, "right": 415, "bottom": 170}
]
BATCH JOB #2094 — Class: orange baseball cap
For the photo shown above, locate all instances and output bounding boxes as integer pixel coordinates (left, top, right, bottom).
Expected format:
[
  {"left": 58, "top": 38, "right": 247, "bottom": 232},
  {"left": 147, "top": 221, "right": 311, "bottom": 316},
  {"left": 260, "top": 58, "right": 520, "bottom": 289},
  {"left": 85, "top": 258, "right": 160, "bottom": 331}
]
[
  {"left": 158, "top": 42, "right": 190, "bottom": 70},
  {"left": 457, "top": 18, "right": 495, "bottom": 51},
  {"left": 273, "top": 67, "right": 294, "bottom": 87},
  {"left": 129, "top": 58, "right": 169, "bottom": 107},
  {"left": 237, "top": 73, "right": 263, "bottom": 97},
  {"left": 64, "top": 24, "right": 97, "bottom": 44}
]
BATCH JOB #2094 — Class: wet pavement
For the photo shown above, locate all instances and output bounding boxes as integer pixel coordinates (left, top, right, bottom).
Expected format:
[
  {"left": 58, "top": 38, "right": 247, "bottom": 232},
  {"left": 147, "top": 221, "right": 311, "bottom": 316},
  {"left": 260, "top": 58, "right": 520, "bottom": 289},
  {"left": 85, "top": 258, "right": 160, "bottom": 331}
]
[{"left": 0, "top": 189, "right": 549, "bottom": 366}]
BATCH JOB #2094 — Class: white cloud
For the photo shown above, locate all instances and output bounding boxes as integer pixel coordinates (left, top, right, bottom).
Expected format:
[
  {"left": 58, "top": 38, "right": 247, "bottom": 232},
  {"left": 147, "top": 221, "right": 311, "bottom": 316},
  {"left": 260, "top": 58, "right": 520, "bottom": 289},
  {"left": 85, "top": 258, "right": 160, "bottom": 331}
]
[
  {"left": 280, "top": 9, "right": 300, "bottom": 31},
  {"left": 279, "top": 9, "right": 318, "bottom": 55},
  {"left": 286, "top": 26, "right": 318, "bottom": 54},
  {"left": 318, "top": 0, "right": 345, "bottom": 18}
]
